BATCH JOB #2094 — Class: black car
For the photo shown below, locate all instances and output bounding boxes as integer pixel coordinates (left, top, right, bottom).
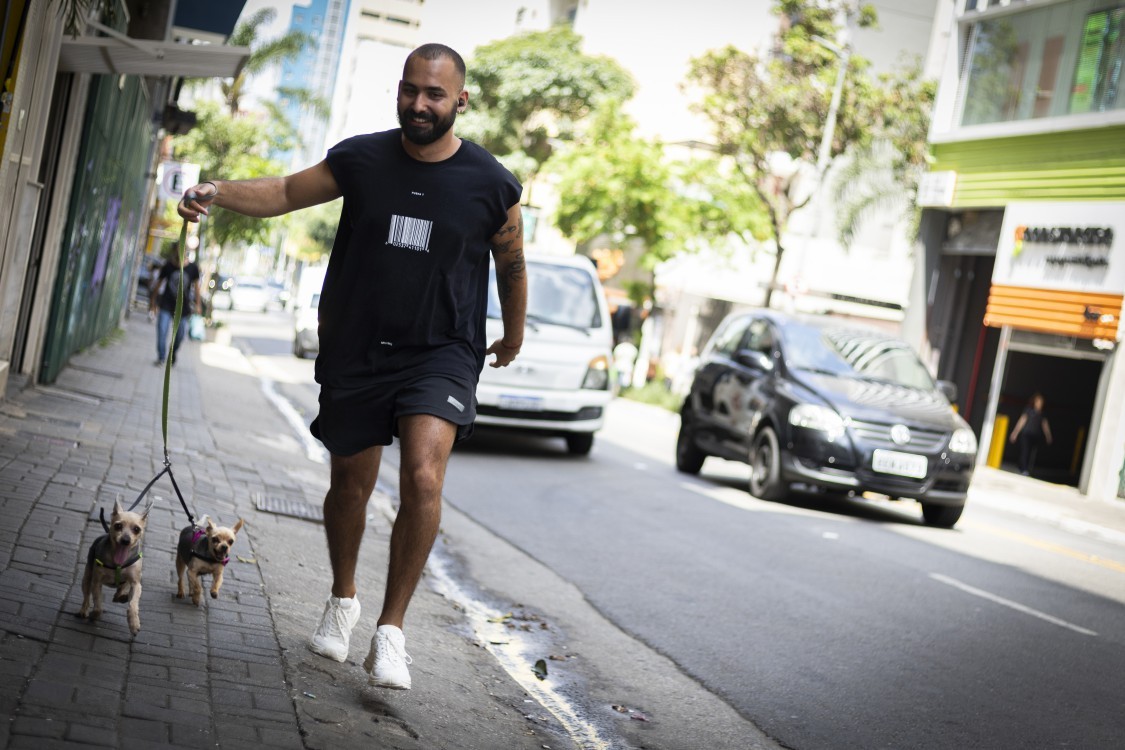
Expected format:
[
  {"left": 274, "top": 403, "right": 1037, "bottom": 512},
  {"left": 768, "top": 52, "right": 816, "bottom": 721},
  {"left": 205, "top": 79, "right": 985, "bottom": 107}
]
[{"left": 676, "top": 311, "right": 977, "bottom": 528}]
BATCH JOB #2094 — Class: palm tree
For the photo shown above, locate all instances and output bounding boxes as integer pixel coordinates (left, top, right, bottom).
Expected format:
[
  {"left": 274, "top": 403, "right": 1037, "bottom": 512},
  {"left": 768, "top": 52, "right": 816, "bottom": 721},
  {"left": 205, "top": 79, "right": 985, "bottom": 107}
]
[
  {"left": 221, "top": 8, "right": 312, "bottom": 116},
  {"left": 830, "top": 140, "right": 921, "bottom": 250}
]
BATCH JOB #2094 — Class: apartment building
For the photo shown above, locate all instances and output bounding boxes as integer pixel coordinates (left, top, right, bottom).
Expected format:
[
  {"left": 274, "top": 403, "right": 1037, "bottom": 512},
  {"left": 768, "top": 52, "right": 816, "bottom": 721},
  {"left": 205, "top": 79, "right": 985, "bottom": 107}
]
[
  {"left": 915, "top": 0, "right": 1125, "bottom": 498},
  {"left": 324, "top": 0, "right": 424, "bottom": 149},
  {"left": 279, "top": 0, "right": 351, "bottom": 170}
]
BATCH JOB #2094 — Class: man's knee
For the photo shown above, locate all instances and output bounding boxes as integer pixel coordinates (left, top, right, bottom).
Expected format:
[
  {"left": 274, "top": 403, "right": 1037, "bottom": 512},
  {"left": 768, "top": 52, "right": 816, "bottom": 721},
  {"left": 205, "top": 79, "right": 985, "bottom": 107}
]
[{"left": 402, "top": 462, "right": 445, "bottom": 501}]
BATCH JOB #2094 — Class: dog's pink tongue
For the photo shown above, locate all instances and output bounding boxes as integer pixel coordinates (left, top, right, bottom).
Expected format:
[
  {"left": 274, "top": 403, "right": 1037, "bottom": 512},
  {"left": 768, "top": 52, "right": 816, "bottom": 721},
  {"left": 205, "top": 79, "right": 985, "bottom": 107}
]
[{"left": 113, "top": 546, "right": 131, "bottom": 565}]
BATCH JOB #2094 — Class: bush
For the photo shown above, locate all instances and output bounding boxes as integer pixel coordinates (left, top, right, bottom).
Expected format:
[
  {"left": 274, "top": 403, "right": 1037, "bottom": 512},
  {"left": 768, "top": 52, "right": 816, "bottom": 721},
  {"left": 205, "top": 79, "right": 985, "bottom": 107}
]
[{"left": 622, "top": 380, "right": 683, "bottom": 413}]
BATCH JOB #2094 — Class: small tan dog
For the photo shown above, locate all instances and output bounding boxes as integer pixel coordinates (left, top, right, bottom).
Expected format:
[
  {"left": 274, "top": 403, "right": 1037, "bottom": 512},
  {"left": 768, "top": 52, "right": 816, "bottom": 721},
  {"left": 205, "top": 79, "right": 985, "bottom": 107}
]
[
  {"left": 176, "top": 516, "right": 244, "bottom": 605},
  {"left": 79, "top": 499, "right": 149, "bottom": 635}
]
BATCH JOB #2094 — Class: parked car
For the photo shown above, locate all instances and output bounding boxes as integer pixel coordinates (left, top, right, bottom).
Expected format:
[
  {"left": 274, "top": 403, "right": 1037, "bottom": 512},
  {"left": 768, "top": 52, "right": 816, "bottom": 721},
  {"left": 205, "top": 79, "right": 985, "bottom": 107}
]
[
  {"left": 293, "top": 292, "right": 320, "bottom": 359},
  {"left": 226, "top": 276, "right": 271, "bottom": 312},
  {"left": 267, "top": 279, "right": 291, "bottom": 310},
  {"left": 676, "top": 311, "right": 977, "bottom": 527},
  {"left": 206, "top": 273, "right": 234, "bottom": 313},
  {"left": 475, "top": 254, "right": 614, "bottom": 455}
]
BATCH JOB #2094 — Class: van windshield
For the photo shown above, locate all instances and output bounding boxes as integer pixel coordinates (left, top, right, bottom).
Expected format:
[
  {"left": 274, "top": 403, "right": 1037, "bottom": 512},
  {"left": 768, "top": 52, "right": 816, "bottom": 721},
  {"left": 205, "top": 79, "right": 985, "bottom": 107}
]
[
  {"left": 488, "top": 261, "right": 603, "bottom": 329},
  {"left": 783, "top": 325, "right": 935, "bottom": 391}
]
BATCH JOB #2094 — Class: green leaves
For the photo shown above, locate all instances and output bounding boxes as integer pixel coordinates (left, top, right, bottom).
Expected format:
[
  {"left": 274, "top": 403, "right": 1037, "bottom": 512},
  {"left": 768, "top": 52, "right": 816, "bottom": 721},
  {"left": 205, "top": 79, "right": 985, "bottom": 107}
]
[
  {"left": 685, "top": 0, "right": 934, "bottom": 300},
  {"left": 549, "top": 102, "right": 673, "bottom": 257},
  {"left": 172, "top": 102, "right": 293, "bottom": 251},
  {"left": 460, "top": 26, "right": 634, "bottom": 182}
]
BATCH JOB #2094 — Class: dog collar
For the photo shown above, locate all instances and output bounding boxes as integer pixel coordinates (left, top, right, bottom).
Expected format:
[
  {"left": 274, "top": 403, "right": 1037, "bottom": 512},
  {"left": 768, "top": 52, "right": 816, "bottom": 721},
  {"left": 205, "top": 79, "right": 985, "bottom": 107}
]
[{"left": 190, "top": 527, "right": 229, "bottom": 566}]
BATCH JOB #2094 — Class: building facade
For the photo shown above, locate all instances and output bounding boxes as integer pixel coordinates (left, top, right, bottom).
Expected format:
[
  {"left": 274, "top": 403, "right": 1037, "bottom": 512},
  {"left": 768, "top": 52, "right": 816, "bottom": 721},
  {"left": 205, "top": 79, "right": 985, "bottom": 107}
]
[
  {"left": 916, "top": 0, "right": 1125, "bottom": 499},
  {"left": 0, "top": 1, "right": 247, "bottom": 393},
  {"left": 279, "top": 0, "right": 350, "bottom": 170},
  {"left": 324, "top": 0, "right": 424, "bottom": 149}
]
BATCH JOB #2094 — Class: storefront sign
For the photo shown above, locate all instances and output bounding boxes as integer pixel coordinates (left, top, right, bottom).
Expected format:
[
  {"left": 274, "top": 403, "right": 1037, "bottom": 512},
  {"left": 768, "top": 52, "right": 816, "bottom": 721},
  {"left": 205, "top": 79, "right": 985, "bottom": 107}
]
[
  {"left": 993, "top": 202, "right": 1125, "bottom": 294},
  {"left": 156, "top": 161, "right": 201, "bottom": 203},
  {"left": 916, "top": 170, "right": 957, "bottom": 207}
]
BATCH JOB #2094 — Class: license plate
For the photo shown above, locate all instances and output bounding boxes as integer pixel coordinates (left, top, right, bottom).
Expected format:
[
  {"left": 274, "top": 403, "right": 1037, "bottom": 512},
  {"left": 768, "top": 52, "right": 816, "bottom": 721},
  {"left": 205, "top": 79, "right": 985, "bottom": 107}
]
[
  {"left": 872, "top": 449, "right": 928, "bottom": 479},
  {"left": 498, "top": 395, "right": 544, "bottom": 412}
]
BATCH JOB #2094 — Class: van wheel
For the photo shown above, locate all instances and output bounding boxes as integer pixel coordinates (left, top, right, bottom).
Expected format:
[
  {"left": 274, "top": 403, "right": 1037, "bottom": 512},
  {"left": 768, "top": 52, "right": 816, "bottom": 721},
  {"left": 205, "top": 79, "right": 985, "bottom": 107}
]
[
  {"left": 676, "top": 411, "right": 706, "bottom": 475},
  {"left": 749, "top": 426, "right": 786, "bottom": 501},
  {"left": 566, "top": 433, "right": 594, "bottom": 456},
  {"left": 921, "top": 503, "right": 963, "bottom": 529}
]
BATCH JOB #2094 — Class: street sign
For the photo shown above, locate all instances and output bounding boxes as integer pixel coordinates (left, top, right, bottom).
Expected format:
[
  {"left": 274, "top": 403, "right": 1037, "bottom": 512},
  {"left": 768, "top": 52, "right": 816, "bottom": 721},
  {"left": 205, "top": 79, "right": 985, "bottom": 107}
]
[
  {"left": 157, "top": 161, "right": 201, "bottom": 202},
  {"left": 916, "top": 170, "right": 956, "bottom": 207}
]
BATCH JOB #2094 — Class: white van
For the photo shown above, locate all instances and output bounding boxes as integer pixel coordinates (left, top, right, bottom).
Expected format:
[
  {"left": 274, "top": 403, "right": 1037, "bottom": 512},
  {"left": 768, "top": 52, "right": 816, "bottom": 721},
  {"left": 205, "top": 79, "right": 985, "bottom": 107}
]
[{"left": 476, "top": 254, "right": 614, "bottom": 455}]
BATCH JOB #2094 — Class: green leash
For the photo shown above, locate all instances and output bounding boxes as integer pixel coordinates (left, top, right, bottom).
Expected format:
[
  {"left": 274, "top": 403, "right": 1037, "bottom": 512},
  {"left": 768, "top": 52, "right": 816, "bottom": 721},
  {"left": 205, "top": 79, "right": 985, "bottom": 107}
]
[
  {"left": 160, "top": 219, "right": 188, "bottom": 458},
  {"left": 100, "top": 219, "right": 196, "bottom": 532}
]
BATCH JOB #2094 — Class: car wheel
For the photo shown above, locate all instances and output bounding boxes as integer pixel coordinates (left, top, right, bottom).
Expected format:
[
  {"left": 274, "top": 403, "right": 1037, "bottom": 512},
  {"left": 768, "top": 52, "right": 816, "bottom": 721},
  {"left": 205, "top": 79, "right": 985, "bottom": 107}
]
[
  {"left": 921, "top": 503, "right": 963, "bottom": 529},
  {"left": 749, "top": 426, "right": 786, "bottom": 501},
  {"left": 675, "top": 412, "right": 706, "bottom": 475},
  {"left": 565, "top": 432, "right": 594, "bottom": 456}
]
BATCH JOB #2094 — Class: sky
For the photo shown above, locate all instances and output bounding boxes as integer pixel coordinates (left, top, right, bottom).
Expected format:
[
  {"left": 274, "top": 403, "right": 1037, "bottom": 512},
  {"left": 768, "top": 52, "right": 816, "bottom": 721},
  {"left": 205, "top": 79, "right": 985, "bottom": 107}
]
[{"left": 234, "top": 0, "right": 941, "bottom": 145}]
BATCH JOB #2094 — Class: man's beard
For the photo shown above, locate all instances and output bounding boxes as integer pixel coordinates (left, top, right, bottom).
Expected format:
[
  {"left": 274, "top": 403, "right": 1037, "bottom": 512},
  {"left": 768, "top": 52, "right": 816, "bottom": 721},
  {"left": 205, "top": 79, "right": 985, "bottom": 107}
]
[{"left": 398, "top": 106, "right": 457, "bottom": 146}]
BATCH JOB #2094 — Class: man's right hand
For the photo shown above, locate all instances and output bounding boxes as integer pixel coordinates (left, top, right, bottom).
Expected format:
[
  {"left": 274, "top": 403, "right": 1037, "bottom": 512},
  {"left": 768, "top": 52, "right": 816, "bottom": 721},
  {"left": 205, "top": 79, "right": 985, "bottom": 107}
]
[{"left": 178, "top": 181, "right": 219, "bottom": 222}]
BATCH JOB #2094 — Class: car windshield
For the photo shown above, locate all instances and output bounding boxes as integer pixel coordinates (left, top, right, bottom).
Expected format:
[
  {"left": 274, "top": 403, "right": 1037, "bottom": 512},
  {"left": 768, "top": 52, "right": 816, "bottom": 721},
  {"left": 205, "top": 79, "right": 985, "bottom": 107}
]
[
  {"left": 782, "top": 324, "right": 936, "bottom": 391},
  {"left": 488, "top": 261, "right": 603, "bottom": 329}
]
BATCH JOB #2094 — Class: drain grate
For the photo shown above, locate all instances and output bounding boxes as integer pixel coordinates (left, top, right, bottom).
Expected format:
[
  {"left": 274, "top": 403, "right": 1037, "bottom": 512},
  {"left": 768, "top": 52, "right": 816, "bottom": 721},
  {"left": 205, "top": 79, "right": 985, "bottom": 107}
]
[{"left": 253, "top": 493, "right": 324, "bottom": 522}]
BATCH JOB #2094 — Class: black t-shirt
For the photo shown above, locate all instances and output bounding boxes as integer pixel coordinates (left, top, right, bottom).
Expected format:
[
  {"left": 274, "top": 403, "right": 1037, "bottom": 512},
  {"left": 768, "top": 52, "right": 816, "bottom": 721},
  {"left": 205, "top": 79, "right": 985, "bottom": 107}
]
[
  {"left": 1021, "top": 407, "right": 1044, "bottom": 438},
  {"left": 155, "top": 261, "right": 200, "bottom": 314},
  {"left": 317, "top": 130, "right": 522, "bottom": 388}
]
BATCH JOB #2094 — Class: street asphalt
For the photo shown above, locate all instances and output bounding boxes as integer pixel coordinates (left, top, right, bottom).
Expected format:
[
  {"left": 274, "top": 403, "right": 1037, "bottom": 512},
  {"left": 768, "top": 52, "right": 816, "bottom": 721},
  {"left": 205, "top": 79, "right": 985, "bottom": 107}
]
[{"left": 2, "top": 311, "right": 1123, "bottom": 749}]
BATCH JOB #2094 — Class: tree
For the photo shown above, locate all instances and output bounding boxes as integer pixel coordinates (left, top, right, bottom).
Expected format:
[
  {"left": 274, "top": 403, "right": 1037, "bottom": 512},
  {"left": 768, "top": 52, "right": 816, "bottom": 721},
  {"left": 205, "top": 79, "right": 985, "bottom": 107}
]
[
  {"left": 686, "top": 0, "right": 930, "bottom": 307},
  {"left": 549, "top": 102, "right": 770, "bottom": 279},
  {"left": 460, "top": 26, "right": 635, "bottom": 191},
  {"left": 172, "top": 102, "right": 295, "bottom": 252},
  {"left": 549, "top": 102, "right": 678, "bottom": 263},
  {"left": 285, "top": 200, "right": 342, "bottom": 262},
  {"left": 222, "top": 8, "right": 313, "bottom": 116},
  {"left": 831, "top": 62, "right": 936, "bottom": 248}
]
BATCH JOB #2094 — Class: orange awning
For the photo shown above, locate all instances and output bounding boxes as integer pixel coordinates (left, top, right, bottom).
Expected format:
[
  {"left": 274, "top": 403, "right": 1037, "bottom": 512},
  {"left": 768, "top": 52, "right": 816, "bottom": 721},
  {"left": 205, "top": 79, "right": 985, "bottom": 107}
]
[{"left": 984, "top": 284, "right": 1122, "bottom": 340}]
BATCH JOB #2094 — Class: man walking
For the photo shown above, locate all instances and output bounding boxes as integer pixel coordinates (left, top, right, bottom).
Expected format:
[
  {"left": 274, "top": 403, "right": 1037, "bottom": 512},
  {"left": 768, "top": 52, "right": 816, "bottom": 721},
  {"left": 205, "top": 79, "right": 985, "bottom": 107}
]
[
  {"left": 149, "top": 242, "right": 201, "bottom": 366},
  {"left": 178, "top": 43, "right": 526, "bottom": 690}
]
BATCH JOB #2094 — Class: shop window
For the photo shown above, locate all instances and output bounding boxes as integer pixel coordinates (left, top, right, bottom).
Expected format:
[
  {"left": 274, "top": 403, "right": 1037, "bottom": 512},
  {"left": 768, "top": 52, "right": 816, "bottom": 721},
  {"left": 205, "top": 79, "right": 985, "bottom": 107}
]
[{"left": 960, "top": 0, "right": 1124, "bottom": 127}]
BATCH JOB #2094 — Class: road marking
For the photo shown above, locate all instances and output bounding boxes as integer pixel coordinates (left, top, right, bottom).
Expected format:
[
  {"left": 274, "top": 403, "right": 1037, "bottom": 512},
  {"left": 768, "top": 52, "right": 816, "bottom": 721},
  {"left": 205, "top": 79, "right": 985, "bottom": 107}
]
[
  {"left": 964, "top": 521, "right": 1125, "bottom": 574},
  {"left": 929, "top": 573, "right": 1097, "bottom": 637},
  {"left": 259, "top": 377, "right": 328, "bottom": 464}
]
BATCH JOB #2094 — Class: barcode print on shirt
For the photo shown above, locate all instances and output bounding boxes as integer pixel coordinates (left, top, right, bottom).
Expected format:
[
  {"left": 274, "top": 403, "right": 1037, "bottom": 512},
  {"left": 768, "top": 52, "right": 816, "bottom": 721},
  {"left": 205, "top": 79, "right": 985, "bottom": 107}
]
[{"left": 387, "top": 214, "right": 433, "bottom": 252}]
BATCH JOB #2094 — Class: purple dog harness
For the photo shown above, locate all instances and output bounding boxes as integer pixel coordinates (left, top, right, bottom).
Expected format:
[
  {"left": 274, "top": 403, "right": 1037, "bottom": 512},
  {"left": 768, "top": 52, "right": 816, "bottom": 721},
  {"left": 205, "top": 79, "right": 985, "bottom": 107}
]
[{"left": 190, "top": 527, "right": 229, "bottom": 566}]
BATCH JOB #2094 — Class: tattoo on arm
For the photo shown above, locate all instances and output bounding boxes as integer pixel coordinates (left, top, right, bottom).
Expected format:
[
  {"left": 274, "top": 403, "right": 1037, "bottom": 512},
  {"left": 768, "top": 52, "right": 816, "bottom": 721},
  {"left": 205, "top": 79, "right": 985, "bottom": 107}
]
[{"left": 492, "top": 213, "right": 526, "bottom": 304}]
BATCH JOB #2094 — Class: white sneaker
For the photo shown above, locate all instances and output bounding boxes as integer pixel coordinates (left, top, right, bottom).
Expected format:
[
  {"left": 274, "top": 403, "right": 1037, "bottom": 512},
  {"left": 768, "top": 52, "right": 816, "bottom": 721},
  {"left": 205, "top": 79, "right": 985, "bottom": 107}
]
[
  {"left": 364, "top": 624, "right": 412, "bottom": 690},
  {"left": 309, "top": 596, "right": 361, "bottom": 662}
]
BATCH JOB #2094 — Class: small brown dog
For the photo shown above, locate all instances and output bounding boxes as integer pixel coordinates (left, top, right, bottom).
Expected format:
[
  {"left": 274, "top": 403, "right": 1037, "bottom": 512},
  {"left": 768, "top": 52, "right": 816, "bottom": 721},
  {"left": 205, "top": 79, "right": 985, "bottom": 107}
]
[
  {"left": 79, "top": 499, "right": 149, "bottom": 635},
  {"left": 176, "top": 516, "right": 244, "bottom": 605}
]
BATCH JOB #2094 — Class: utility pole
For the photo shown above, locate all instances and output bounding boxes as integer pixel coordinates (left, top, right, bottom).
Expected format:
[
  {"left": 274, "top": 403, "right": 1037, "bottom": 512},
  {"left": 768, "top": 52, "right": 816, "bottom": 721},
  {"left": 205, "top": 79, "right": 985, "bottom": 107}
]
[{"left": 786, "top": 11, "right": 852, "bottom": 307}]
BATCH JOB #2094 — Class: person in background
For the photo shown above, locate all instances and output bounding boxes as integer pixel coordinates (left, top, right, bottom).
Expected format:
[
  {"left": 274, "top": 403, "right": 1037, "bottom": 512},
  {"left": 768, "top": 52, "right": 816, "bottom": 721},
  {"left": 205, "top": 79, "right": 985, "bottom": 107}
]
[
  {"left": 1009, "top": 392, "right": 1053, "bottom": 476},
  {"left": 149, "top": 243, "right": 201, "bottom": 366}
]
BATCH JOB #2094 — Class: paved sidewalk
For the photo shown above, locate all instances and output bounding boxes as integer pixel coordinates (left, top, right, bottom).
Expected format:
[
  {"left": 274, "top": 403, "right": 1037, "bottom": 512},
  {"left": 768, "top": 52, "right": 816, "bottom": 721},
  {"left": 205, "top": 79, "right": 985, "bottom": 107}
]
[
  {"left": 0, "top": 315, "right": 568, "bottom": 750},
  {"left": 968, "top": 467, "right": 1125, "bottom": 542}
]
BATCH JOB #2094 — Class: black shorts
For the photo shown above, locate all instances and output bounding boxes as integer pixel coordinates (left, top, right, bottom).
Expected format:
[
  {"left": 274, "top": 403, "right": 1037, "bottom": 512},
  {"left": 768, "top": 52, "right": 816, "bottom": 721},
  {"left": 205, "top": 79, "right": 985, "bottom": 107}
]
[{"left": 310, "top": 373, "right": 477, "bottom": 456}]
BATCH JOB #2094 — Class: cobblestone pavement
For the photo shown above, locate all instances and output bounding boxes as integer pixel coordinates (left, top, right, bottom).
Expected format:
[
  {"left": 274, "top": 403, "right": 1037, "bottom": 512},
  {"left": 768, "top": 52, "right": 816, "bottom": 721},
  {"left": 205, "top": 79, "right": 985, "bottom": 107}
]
[{"left": 0, "top": 316, "right": 564, "bottom": 750}]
